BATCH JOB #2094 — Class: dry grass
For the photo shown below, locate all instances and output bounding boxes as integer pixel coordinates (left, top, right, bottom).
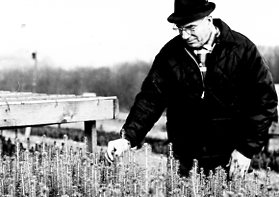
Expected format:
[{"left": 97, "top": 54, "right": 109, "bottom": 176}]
[{"left": 1, "top": 135, "right": 279, "bottom": 197}]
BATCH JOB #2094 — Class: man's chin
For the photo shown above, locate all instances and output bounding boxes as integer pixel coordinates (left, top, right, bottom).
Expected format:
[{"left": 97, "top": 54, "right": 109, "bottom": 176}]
[
  {"left": 184, "top": 41, "right": 202, "bottom": 49},
  {"left": 188, "top": 43, "right": 202, "bottom": 49}
]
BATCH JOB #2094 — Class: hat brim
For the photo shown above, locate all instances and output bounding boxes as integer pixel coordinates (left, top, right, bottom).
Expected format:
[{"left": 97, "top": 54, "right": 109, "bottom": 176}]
[{"left": 167, "top": 2, "right": 215, "bottom": 25}]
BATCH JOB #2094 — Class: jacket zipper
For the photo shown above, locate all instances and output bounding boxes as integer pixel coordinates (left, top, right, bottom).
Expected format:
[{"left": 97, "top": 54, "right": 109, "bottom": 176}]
[{"left": 184, "top": 48, "right": 206, "bottom": 99}]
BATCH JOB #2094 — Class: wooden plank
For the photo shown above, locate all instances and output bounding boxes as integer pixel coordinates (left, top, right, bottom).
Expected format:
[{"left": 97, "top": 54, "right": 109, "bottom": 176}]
[
  {"left": 0, "top": 96, "right": 116, "bottom": 105},
  {"left": 0, "top": 96, "right": 118, "bottom": 127},
  {"left": 0, "top": 92, "right": 33, "bottom": 97},
  {"left": 0, "top": 91, "right": 118, "bottom": 152},
  {"left": 0, "top": 94, "right": 76, "bottom": 101}
]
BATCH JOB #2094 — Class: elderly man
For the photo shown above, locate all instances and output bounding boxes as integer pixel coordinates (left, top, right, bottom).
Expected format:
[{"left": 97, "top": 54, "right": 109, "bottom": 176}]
[{"left": 106, "top": 0, "right": 278, "bottom": 177}]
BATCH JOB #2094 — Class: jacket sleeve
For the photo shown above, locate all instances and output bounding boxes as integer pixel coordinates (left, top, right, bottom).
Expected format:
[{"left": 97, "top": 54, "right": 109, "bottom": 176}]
[
  {"left": 236, "top": 43, "right": 278, "bottom": 158},
  {"left": 121, "top": 52, "right": 170, "bottom": 148}
]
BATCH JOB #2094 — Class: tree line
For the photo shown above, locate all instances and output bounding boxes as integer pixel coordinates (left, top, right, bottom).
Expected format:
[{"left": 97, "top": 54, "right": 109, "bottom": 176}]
[
  {"left": 0, "top": 46, "right": 278, "bottom": 111},
  {"left": 0, "top": 61, "right": 150, "bottom": 111}
]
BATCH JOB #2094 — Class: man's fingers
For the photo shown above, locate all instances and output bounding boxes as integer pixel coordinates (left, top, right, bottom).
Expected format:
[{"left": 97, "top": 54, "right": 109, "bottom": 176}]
[
  {"left": 105, "top": 151, "right": 114, "bottom": 163},
  {"left": 237, "top": 162, "right": 250, "bottom": 178},
  {"left": 105, "top": 139, "right": 131, "bottom": 163},
  {"left": 229, "top": 162, "right": 249, "bottom": 178},
  {"left": 239, "top": 166, "right": 248, "bottom": 178},
  {"left": 226, "top": 157, "right": 232, "bottom": 167},
  {"left": 114, "top": 149, "right": 121, "bottom": 157},
  {"left": 229, "top": 150, "right": 251, "bottom": 178},
  {"left": 229, "top": 162, "right": 236, "bottom": 178},
  {"left": 106, "top": 142, "right": 116, "bottom": 162}
]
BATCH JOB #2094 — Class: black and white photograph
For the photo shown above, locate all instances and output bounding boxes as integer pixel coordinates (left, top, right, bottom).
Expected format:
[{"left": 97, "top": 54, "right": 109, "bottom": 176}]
[{"left": 0, "top": 0, "right": 279, "bottom": 196}]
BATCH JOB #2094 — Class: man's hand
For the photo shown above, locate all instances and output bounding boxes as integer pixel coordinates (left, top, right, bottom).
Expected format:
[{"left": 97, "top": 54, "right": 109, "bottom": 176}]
[
  {"left": 105, "top": 138, "right": 130, "bottom": 163},
  {"left": 227, "top": 149, "right": 251, "bottom": 178}
]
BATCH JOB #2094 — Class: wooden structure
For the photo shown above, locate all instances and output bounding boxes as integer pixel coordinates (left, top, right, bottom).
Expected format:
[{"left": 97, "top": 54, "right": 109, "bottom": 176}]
[{"left": 0, "top": 91, "right": 118, "bottom": 152}]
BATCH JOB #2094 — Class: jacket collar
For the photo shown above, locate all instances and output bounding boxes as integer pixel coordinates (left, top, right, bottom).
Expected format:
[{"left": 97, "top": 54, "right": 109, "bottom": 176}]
[{"left": 213, "top": 19, "right": 237, "bottom": 46}]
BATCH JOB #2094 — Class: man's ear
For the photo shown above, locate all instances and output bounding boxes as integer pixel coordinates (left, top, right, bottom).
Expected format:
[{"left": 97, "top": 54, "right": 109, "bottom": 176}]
[{"left": 207, "top": 16, "right": 213, "bottom": 23}]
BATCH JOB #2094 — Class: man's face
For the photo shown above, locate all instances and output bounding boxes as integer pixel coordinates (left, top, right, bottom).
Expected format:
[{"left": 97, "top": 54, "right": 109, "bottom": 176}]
[{"left": 176, "top": 17, "right": 212, "bottom": 48}]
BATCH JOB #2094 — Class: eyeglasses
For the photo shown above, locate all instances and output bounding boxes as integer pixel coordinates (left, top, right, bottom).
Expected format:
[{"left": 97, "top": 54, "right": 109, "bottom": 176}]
[{"left": 173, "top": 17, "right": 207, "bottom": 35}]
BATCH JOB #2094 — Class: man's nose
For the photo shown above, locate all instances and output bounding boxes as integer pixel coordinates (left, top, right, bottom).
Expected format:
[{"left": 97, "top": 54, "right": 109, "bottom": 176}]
[{"left": 181, "top": 31, "right": 191, "bottom": 39}]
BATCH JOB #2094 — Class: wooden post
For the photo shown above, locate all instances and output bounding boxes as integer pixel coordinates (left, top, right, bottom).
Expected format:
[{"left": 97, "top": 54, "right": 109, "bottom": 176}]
[
  {"left": 84, "top": 120, "right": 97, "bottom": 153},
  {"left": 31, "top": 52, "right": 38, "bottom": 93},
  {"left": 25, "top": 127, "right": 32, "bottom": 138}
]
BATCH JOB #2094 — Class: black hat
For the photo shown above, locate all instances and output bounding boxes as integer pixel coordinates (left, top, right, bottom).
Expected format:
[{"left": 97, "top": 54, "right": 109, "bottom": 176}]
[{"left": 167, "top": 0, "right": 216, "bottom": 25}]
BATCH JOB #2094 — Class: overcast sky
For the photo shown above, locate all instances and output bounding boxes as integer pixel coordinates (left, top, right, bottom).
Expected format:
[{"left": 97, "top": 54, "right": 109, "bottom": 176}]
[{"left": 0, "top": 0, "right": 278, "bottom": 69}]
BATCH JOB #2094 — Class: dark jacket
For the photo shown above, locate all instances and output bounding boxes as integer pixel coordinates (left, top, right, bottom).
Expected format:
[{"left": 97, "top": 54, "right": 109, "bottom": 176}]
[{"left": 122, "top": 19, "right": 278, "bottom": 166}]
